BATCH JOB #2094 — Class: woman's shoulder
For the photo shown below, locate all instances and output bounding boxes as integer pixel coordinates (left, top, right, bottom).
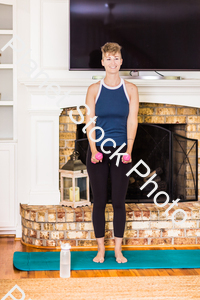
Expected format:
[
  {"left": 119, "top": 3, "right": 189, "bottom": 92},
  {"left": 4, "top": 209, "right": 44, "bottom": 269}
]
[
  {"left": 123, "top": 79, "right": 138, "bottom": 102},
  {"left": 87, "top": 80, "right": 101, "bottom": 95},
  {"left": 123, "top": 79, "right": 138, "bottom": 91}
]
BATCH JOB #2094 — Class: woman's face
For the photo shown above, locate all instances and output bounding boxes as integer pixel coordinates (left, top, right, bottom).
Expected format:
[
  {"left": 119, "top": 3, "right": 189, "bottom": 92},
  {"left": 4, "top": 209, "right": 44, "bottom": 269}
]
[{"left": 101, "top": 52, "right": 123, "bottom": 73}]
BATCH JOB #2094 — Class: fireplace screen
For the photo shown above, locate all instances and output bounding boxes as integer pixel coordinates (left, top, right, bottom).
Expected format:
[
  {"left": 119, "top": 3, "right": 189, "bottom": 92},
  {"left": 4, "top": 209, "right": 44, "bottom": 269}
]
[
  {"left": 75, "top": 124, "right": 198, "bottom": 204},
  {"left": 172, "top": 133, "right": 198, "bottom": 202}
]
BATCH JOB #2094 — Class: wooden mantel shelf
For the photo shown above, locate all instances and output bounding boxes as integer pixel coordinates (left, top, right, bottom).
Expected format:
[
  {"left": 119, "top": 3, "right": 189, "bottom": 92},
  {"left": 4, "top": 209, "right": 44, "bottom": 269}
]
[
  {"left": 18, "top": 78, "right": 200, "bottom": 108},
  {"left": 18, "top": 77, "right": 200, "bottom": 87}
]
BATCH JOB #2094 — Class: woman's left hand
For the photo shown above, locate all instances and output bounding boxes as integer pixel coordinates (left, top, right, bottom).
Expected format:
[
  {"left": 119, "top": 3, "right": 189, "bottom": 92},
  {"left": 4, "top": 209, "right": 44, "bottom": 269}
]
[{"left": 121, "top": 152, "right": 132, "bottom": 164}]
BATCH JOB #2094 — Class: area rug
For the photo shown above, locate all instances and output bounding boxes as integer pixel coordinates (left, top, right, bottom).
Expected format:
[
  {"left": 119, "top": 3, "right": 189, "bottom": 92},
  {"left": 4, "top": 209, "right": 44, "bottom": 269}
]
[
  {"left": 13, "top": 249, "right": 200, "bottom": 271},
  {"left": 1, "top": 276, "right": 200, "bottom": 300}
]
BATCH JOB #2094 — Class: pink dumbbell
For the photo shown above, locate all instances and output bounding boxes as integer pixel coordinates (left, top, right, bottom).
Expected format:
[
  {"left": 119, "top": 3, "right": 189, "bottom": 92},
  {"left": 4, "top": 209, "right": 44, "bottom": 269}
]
[
  {"left": 123, "top": 153, "right": 131, "bottom": 162},
  {"left": 91, "top": 152, "right": 103, "bottom": 164},
  {"left": 95, "top": 152, "right": 103, "bottom": 160}
]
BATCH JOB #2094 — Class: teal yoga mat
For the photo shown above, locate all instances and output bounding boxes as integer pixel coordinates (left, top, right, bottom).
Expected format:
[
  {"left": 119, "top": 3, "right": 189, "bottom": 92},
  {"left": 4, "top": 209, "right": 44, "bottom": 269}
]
[{"left": 13, "top": 249, "right": 200, "bottom": 271}]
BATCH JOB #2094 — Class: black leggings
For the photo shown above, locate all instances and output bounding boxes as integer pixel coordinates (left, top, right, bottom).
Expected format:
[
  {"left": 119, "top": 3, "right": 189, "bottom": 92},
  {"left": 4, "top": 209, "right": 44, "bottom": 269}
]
[{"left": 86, "top": 144, "right": 133, "bottom": 238}]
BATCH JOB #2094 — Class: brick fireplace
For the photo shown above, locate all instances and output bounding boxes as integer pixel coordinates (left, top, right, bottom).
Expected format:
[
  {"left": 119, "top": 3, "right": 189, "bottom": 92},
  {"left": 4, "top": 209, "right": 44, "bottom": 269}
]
[
  {"left": 20, "top": 101, "right": 200, "bottom": 248},
  {"left": 59, "top": 103, "right": 199, "bottom": 202},
  {"left": 59, "top": 103, "right": 200, "bottom": 167}
]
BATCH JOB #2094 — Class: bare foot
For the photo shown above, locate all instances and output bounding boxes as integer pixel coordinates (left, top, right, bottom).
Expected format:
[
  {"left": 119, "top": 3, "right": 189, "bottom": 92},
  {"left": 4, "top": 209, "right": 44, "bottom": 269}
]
[
  {"left": 115, "top": 251, "right": 127, "bottom": 263},
  {"left": 93, "top": 248, "right": 105, "bottom": 263}
]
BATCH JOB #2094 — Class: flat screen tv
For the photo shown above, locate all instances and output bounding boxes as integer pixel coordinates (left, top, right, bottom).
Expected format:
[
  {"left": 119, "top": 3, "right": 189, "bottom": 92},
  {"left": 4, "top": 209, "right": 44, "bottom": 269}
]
[{"left": 70, "top": 0, "right": 200, "bottom": 71}]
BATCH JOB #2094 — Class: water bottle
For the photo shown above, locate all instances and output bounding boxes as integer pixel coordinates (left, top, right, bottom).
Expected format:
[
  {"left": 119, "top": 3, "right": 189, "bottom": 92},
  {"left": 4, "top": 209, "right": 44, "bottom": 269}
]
[{"left": 60, "top": 242, "right": 71, "bottom": 278}]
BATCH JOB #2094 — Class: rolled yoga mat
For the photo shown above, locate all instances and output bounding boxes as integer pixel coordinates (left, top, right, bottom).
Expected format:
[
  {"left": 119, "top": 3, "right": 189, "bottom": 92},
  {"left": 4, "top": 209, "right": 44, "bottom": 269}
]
[{"left": 13, "top": 249, "right": 200, "bottom": 271}]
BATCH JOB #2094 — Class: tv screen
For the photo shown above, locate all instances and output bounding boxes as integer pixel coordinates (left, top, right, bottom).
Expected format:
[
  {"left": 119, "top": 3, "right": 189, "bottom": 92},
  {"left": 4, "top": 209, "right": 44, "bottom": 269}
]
[{"left": 70, "top": 0, "right": 200, "bottom": 71}]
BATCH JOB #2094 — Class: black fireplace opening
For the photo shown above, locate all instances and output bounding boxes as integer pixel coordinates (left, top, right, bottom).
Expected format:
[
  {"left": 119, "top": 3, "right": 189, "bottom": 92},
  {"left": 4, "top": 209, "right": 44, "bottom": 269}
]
[{"left": 75, "top": 123, "right": 198, "bottom": 204}]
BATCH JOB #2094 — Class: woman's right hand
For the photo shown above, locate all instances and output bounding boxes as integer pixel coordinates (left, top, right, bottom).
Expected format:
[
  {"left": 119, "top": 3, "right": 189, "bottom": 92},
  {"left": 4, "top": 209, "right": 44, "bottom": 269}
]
[{"left": 91, "top": 149, "right": 103, "bottom": 164}]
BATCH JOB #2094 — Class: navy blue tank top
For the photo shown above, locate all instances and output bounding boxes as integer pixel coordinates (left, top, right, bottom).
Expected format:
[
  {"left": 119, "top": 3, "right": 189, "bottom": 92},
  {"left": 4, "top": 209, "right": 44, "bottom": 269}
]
[{"left": 95, "top": 77, "right": 130, "bottom": 146}]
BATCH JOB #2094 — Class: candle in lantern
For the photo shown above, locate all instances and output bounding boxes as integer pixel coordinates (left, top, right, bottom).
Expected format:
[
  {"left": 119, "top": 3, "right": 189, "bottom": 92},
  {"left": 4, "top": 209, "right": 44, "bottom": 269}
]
[{"left": 69, "top": 187, "right": 80, "bottom": 202}]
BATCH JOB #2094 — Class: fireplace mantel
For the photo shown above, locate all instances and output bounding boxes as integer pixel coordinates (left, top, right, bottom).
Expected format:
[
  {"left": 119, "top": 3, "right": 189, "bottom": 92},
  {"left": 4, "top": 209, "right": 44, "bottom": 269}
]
[
  {"left": 18, "top": 77, "right": 200, "bottom": 207},
  {"left": 19, "top": 78, "right": 200, "bottom": 109}
]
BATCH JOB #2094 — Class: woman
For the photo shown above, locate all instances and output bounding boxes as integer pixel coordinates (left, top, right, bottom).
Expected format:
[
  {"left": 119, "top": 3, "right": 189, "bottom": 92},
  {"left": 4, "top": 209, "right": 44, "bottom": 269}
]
[{"left": 85, "top": 42, "right": 139, "bottom": 263}]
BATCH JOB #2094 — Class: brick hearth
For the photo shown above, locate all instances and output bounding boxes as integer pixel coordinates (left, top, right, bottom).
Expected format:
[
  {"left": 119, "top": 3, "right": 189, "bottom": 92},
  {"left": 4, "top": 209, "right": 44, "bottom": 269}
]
[{"left": 20, "top": 202, "right": 200, "bottom": 247}]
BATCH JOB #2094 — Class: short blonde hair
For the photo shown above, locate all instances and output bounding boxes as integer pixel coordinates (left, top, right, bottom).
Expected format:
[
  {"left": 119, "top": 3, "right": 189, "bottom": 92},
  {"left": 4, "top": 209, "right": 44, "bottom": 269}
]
[{"left": 101, "top": 42, "right": 122, "bottom": 59}]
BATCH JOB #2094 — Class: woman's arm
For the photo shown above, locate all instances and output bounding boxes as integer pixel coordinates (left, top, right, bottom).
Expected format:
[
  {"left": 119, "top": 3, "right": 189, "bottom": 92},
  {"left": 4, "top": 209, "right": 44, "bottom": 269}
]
[
  {"left": 123, "top": 83, "right": 139, "bottom": 163},
  {"left": 85, "top": 82, "right": 102, "bottom": 163}
]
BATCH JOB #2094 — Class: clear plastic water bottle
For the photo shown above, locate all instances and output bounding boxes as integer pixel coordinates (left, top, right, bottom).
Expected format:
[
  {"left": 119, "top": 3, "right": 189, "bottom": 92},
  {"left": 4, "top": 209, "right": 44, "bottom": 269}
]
[{"left": 60, "top": 242, "right": 71, "bottom": 278}]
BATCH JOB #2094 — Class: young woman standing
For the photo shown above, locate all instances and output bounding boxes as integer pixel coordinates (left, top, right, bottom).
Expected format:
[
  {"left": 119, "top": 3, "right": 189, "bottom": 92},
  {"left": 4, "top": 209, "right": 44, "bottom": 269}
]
[{"left": 85, "top": 42, "right": 139, "bottom": 263}]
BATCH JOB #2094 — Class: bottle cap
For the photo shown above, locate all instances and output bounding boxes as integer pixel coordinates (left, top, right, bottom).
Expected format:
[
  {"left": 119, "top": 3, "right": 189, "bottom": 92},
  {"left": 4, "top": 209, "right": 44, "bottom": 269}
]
[{"left": 61, "top": 242, "right": 71, "bottom": 250}]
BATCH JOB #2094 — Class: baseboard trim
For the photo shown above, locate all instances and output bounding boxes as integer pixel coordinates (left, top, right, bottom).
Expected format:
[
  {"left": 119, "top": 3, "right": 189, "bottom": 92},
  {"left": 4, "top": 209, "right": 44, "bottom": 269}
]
[{"left": 0, "top": 234, "right": 16, "bottom": 238}]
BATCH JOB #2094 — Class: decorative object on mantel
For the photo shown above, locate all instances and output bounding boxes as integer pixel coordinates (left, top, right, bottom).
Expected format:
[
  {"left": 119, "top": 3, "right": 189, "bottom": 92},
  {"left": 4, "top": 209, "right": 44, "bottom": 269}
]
[{"left": 59, "top": 150, "right": 91, "bottom": 208}]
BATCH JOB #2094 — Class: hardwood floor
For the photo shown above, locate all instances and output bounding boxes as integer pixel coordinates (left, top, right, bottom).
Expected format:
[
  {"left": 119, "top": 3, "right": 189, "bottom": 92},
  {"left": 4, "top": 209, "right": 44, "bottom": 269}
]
[{"left": 1, "top": 237, "right": 200, "bottom": 279}]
